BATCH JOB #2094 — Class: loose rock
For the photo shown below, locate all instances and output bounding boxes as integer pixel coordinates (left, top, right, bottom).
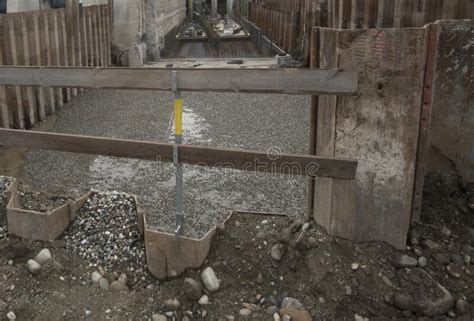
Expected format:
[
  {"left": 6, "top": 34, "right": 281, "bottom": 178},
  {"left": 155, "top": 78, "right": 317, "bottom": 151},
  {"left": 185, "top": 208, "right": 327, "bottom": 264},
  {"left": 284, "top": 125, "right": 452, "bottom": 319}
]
[
  {"left": 110, "top": 281, "right": 129, "bottom": 292},
  {"left": 26, "top": 259, "right": 42, "bottom": 275},
  {"left": 184, "top": 278, "right": 202, "bottom": 301},
  {"left": 34, "top": 248, "right": 52, "bottom": 265},
  {"left": 99, "top": 277, "right": 110, "bottom": 291},
  {"left": 163, "top": 298, "right": 181, "bottom": 311},
  {"left": 91, "top": 271, "right": 102, "bottom": 283},
  {"left": 6, "top": 311, "right": 16, "bottom": 321},
  {"left": 421, "top": 239, "right": 440, "bottom": 251},
  {"left": 152, "top": 314, "right": 167, "bottom": 321},
  {"left": 281, "top": 297, "right": 304, "bottom": 310},
  {"left": 199, "top": 295, "right": 209, "bottom": 306},
  {"left": 418, "top": 256, "right": 427, "bottom": 267},
  {"left": 279, "top": 308, "right": 312, "bottom": 321},
  {"left": 271, "top": 244, "right": 286, "bottom": 261},
  {"left": 201, "top": 267, "right": 220, "bottom": 292},
  {"left": 239, "top": 308, "right": 251, "bottom": 316},
  {"left": 394, "top": 255, "right": 418, "bottom": 268}
]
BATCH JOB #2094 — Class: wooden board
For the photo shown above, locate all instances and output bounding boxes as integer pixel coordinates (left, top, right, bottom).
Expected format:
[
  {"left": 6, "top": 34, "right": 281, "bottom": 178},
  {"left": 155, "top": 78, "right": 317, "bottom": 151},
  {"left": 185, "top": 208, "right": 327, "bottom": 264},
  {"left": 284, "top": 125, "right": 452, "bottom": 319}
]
[
  {"left": 0, "top": 128, "right": 358, "bottom": 180},
  {"left": 313, "top": 27, "right": 427, "bottom": 249},
  {"left": 411, "top": 22, "right": 439, "bottom": 222},
  {"left": 0, "top": 67, "right": 359, "bottom": 95},
  {"left": 313, "top": 28, "right": 356, "bottom": 241}
]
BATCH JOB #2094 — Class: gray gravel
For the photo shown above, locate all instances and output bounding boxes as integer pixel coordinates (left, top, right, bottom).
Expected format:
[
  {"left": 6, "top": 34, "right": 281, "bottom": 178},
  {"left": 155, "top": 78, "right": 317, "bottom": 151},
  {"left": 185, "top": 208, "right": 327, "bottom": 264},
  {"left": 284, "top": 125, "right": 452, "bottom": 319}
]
[
  {"left": 64, "top": 191, "right": 147, "bottom": 286},
  {"left": 22, "top": 89, "right": 310, "bottom": 238},
  {"left": 0, "top": 176, "right": 14, "bottom": 239}
]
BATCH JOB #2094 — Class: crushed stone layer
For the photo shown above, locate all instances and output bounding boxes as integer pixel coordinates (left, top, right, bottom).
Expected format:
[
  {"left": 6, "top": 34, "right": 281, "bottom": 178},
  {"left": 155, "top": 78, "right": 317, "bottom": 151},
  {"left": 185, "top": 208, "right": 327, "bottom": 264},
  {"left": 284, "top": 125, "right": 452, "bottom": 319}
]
[{"left": 22, "top": 89, "right": 310, "bottom": 238}]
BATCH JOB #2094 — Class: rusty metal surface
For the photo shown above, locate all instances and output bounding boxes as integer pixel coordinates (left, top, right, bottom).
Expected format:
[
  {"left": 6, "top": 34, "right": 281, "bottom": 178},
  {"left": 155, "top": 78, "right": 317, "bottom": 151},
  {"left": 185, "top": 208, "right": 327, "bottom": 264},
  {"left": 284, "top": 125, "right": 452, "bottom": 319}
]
[{"left": 428, "top": 20, "right": 474, "bottom": 185}]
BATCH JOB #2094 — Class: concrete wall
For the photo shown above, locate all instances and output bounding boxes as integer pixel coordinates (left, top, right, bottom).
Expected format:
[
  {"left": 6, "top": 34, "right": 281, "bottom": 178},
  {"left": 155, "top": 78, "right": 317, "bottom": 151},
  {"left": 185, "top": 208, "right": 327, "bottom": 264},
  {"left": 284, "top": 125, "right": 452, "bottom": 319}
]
[
  {"left": 113, "top": 0, "right": 186, "bottom": 66},
  {"left": 144, "top": 0, "right": 187, "bottom": 61}
]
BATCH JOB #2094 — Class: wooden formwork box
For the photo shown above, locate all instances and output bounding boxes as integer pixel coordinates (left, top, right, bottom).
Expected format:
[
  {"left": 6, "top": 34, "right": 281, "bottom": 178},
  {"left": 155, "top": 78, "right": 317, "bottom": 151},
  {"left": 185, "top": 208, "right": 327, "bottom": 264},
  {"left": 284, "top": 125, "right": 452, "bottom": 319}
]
[
  {"left": 5, "top": 178, "right": 91, "bottom": 241},
  {"left": 2, "top": 177, "right": 217, "bottom": 280}
]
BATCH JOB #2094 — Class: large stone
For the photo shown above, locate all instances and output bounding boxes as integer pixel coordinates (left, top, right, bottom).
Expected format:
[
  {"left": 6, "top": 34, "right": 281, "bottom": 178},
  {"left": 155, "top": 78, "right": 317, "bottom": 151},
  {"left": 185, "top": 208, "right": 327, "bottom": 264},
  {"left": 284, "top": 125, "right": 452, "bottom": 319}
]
[
  {"left": 393, "top": 292, "right": 419, "bottom": 312},
  {"left": 26, "top": 260, "right": 41, "bottom": 275},
  {"left": 99, "top": 278, "right": 110, "bottom": 291},
  {"left": 110, "top": 281, "right": 129, "bottom": 292},
  {"left": 163, "top": 298, "right": 181, "bottom": 311},
  {"left": 152, "top": 314, "right": 167, "bottom": 321},
  {"left": 184, "top": 278, "right": 202, "bottom": 301},
  {"left": 433, "top": 253, "right": 451, "bottom": 264},
  {"left": 394, "top": 255, "right": 418, "bottom": 268},
  {"left": 239, "top": 308, "right": 251, "bottom": 316},
  {"left": 271, "top": 244, "right": 286, "bottom": 261},
  {"left": 34, "top": 249, "right": 52, "bottom": 265},
  {"left": 281, "top": 297, "right": 304, "bottom": 310},
  {"left": 279, "top": 308, "right": 312, "bottom": 321},
  {"left": 201, "top": 267, "right": 220, "bottom": 292},
  {"left": 91, "top": 271, "right": 102, "bottom": 283},
  {"left": 421, "top": 239, "right": 440, "bottom": 251}
]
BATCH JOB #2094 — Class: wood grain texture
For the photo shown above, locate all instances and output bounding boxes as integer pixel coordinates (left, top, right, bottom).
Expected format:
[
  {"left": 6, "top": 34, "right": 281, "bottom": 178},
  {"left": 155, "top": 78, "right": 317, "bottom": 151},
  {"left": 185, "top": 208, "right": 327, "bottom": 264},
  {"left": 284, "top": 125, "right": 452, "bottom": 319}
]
[
  {"left": 0, "top": 67, "right": 359, "bottom": 95},
  {"left": 0, "top": 129, "right": 358, "bottom": 180},
  {"left": 322, "top": 27, "right": 427, "bottom": 249}
]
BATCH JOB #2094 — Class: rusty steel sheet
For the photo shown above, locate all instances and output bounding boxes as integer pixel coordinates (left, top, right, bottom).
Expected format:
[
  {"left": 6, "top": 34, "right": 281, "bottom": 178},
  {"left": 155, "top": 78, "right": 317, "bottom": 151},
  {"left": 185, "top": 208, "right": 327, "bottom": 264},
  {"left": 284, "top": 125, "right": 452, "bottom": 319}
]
[{"left": 427, "top": 20, "right": 474, "bottom": 186}]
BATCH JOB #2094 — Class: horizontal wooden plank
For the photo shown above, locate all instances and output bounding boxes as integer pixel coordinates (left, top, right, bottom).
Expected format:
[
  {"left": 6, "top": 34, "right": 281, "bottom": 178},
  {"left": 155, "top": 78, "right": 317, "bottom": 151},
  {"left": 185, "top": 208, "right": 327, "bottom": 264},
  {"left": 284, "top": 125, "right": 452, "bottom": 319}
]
[
  {"left": 0, "top": 66, "right": 359, "bottom": 95},
  {"left": 0, "top": 129, "right": 358, "bottom": 179}
]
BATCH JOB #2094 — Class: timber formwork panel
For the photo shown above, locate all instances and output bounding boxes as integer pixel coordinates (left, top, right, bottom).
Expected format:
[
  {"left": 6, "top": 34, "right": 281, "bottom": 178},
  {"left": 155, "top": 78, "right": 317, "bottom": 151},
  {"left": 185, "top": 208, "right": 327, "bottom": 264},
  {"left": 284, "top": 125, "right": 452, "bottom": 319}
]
[{"left": 312, "top": 27, "right": 427, "bottom": 249}]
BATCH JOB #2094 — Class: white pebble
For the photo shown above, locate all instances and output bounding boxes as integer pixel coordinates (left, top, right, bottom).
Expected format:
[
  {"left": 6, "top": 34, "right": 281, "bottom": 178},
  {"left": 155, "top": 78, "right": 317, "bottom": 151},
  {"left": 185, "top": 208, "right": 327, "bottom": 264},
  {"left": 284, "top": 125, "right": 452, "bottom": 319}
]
[
  {"left": 26, "top": 260, "right": 42, "bottom": 275},
  {"left": 7, "top": 311, "right": 16, "bottom": 320},
  {"left": 35, "top": 248, "right": 52, "bottom": 265},
  {"left": 201, "top": 267, "right": 220, "bottom": 292},
  {"left": 91, "top": 271, "right": 102, "bottom": 283},
  {"left": 199, "top": 295, "right": 209, "bottom": 305}
]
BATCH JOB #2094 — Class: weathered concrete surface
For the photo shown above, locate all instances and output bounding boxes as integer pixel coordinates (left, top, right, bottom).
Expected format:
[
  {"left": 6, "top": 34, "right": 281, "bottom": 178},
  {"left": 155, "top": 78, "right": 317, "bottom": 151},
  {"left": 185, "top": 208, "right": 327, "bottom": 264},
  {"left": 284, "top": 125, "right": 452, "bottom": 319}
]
[
  {"left": 144, "top": 0, "right": 186, "bottom": 60},
  {"left": 428, "top": 20, "right": 474, "bottom": 185},
  {"left": 113, "top": 0, "right": 186, "bottom": 66},
  {"left": 313, "top": 28, "right": 427, "bottom": 249}
]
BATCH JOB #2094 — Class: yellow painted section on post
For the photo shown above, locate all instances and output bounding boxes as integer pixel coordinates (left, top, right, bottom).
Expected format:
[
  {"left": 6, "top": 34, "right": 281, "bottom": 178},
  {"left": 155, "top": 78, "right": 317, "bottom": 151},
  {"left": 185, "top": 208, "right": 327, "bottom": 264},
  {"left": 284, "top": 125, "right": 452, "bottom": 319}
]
[{"left": 174, "top": 98, "right": 183, "bottom": 136}]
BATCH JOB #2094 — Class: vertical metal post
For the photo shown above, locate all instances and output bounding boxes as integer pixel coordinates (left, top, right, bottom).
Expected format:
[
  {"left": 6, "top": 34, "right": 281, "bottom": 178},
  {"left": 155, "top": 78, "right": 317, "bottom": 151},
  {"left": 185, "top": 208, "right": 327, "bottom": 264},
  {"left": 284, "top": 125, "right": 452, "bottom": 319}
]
[{"left": 172, "top": 71, "right": 184, "bottom": 236}]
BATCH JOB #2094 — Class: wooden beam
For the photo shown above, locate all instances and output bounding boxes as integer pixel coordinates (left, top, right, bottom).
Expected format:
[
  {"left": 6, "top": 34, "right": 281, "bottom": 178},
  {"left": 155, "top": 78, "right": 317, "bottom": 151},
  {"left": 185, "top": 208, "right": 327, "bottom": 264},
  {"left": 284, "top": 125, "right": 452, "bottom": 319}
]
[
  {"left": 0, "top": 129, "right": 358, "bottom": 180},
  {"left": 32, "top": 12, "right": 46, "bottom": 121},
  {"left": 0, "top": 67, "right": 359, "bottom": 95}
]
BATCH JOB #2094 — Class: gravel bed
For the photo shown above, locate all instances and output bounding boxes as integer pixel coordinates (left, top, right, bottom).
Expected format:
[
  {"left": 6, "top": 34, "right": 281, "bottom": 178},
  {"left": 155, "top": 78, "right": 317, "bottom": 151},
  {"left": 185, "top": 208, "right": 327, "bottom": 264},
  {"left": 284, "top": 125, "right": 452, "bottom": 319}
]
[
  {"left": 22, "top": 89, "right": 310, "bottom": 238},
  {"left": 64, "top": 191, "right": 147, "bottom": 287},
  {"left": 19, "top": 184, "right": 73, "bottom": 213},
  {"left": 0, "top": 176, "right": 14, "bottom": 240}
]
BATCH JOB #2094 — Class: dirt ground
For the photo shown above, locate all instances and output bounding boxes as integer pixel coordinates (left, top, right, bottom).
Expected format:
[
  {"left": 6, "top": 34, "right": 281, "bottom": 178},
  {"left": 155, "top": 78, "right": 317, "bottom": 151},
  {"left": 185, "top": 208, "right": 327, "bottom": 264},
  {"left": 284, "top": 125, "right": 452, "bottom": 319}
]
[{"left": 0, "top": 170, "right": 473, "bottom": 321}]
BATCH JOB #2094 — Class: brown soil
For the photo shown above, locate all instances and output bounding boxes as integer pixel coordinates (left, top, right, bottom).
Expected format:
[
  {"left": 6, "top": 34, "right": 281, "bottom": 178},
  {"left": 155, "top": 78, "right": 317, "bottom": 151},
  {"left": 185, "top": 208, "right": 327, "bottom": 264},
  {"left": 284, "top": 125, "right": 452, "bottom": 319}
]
[{"left": 0, "top": 171, "right": 473, "bottom": 321}]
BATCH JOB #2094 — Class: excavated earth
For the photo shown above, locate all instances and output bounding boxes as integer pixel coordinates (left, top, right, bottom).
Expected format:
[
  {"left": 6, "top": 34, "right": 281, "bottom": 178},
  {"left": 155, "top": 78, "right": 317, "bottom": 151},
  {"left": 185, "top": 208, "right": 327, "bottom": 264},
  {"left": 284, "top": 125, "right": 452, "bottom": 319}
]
[{"left": 0, "top": 170, "right": 473, "bottom": 321}]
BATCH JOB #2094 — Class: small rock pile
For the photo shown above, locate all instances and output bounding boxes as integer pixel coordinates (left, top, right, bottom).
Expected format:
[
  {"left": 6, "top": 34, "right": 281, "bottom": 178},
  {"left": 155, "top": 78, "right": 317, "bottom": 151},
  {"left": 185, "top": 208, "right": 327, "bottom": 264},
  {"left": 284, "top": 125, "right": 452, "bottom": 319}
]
[
  {"left": 91, "top": 267, "right": 130, "bottom": 292},
  {"left": 0, "top": 176, "right": 14, "bottom": 240},
  {"left": 26, "top": 248, "right": 53, "bottom": 275},
  {"left": 64, "top": 191, "right": 147, "bottom": 287},
  {"left": 153, "top": 267, "right": 221, "bottom": 320},
  {"left": 18, "top": 184, "right": 72, "bottom": 213}
]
